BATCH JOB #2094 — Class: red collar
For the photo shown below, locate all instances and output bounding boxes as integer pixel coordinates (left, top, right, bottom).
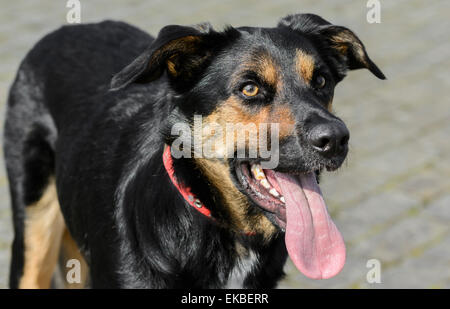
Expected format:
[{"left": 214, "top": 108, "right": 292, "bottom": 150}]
[
  {"left": 163, "top": 145, "right": 256, "bottom": 236},
  {"left": 163, "top": 145, "right": 212, "bottom": 219}
]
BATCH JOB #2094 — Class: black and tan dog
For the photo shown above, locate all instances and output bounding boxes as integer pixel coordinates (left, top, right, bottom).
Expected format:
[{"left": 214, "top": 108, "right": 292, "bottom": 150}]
[{"left": 4, "top": 13, "right": 385, "bottom": 288}]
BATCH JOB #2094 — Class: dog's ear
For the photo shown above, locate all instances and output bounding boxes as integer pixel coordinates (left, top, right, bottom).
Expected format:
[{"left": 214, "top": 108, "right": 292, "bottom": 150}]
[
  {"left": 111, "top": 23, "right": 233, "bottom": 91},
  {"left": 278, "top": 13, "right": 385, "bottom": 80}
]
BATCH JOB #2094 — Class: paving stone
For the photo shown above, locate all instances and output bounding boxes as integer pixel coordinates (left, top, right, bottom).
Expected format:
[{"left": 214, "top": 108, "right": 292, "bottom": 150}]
[
  {"left": 337, "top": 192, "right": 420, "bottom": 244},
  {"left": 424, "top": 195, "right": 450, "bottom": 223},
  {"left": 352, "top": 215, "right": 448, "bottom": 268},
  {"left": 361, "top": 233, "right": 450, "bottom": 288}
]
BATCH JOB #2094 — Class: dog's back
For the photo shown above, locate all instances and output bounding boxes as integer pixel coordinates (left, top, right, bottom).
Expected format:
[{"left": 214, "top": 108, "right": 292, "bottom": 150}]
[{"left": 3, "top": 21, "right": 153, "bottom": 288}]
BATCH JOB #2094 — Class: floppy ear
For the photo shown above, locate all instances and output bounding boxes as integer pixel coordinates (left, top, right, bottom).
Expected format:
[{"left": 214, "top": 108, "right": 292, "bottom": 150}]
[
  {"left": 110, "top": 23, "right": 231, "bottom": 91},
  {"left": 278, "top": 13, "right": 386, "bottom": 80}
]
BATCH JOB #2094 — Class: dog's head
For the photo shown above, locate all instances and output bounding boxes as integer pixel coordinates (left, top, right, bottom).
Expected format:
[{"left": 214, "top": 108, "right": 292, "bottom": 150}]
[{"left": 112, "top": 14, "right": 385, "bottom": 279}]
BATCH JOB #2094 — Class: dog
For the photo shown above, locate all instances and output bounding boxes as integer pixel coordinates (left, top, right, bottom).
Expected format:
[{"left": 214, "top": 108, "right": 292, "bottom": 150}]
[{"left": 3, "top": 13, "right": 385, "bottom": 288}]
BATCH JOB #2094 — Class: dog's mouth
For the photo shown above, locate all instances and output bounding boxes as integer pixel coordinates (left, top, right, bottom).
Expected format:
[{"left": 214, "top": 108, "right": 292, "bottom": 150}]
[
  {"left": 235, "top": 162, "right": 346, "bottom": 279},
  {"left": 235, "top": 163, "right": 288, "bottom": 228}
]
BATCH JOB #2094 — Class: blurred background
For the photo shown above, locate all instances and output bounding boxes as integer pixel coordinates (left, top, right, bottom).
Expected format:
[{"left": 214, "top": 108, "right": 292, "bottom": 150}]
[{"left": 0, "top": 0, "right": 449, "bottom": 288}]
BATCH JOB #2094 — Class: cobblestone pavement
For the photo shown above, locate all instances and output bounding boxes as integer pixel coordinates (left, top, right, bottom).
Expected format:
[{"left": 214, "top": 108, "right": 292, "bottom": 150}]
[{"left": 0, "top": 0, "right": 449, "bottom": 288}]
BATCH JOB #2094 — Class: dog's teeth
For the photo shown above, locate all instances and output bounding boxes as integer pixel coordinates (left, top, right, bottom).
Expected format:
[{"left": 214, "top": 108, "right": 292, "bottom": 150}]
[
  {"left": 260, "top": 179, "right": 271, "bottom": 189},
  {"left": 269, "top": 188, "right": 279, "bottom": 197},
  {"left": 280, "top": 196, "right": 286, "bottom": 203},
  {"left": 251, "top": 164, "right": 284, "bottom": 200},
  {"left": 251, "top": 164, "right": 266, "bottom": 180}
]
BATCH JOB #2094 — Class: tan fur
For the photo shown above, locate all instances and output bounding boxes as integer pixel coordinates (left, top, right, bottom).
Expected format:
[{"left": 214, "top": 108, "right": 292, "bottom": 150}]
[
  {"left": 150, "top": 35, "right": 206, "bottom": 78},
  {"left": 295, "top": 49, "right": 315, "bottom": 83},
  {"left": 195, "top": 158, "right": 276, "bottom": 239},
  {"left": 153, "top": 36, "right": 201, "bottom": 60},
  {"left": 330, "top": 31, "right": 368, "bottom": 66},
  {"left": 205, "top": 96, "right": 295, "bottom": 144},
  {"left": 19, "top": 179, "right": 89, "bottom": 289},
  {"left": 201, "top": 95, "right": 295, "bottom": 165},
  {"left": 166, "top": 54, "right": 179, "bottom": 77},
  {"left": 257, "top": 56, "right": 278, "bottom": 87},
  {"left": 19, "top": 179, "right": 65, "bottom": 289},
  {"left": 238, "top": 52, "right": 280, "bottom": 89},
  {"left": 327, "top": 94, "right": 334, "bottom": 112},
  {"left": 193, "top": 94, "right": 296, "bottom": 239}
]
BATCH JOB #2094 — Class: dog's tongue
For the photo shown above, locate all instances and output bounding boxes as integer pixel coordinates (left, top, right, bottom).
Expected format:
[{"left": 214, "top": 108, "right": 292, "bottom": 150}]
[{"left": 272, "top": 172, "right": 346, "bottom": 279}]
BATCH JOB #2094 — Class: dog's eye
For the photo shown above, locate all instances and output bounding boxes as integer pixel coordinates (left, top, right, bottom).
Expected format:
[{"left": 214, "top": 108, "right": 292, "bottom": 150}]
[
  {"left": 241, "top": 83, "right": 259, "bottom": 97},
  {"left": 314, "top": 75, "right": 326, "bottom": 89}
]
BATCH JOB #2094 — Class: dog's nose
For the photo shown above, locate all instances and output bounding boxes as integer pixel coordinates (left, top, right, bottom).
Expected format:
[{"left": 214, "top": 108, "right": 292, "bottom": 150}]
[{"left": 308, "top": 122, "right": 349, "bottom": 156}]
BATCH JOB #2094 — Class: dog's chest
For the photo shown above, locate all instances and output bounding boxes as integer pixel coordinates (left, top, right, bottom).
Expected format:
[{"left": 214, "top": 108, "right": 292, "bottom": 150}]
[{"left": 225, "top": 248, "right": 259, "bottom": 288}]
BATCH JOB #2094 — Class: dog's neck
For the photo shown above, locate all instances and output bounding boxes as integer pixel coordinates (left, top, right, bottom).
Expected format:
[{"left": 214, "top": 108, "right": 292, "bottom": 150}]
[{"left": 163, "top": 144, "right": 213, "bottom": 219}]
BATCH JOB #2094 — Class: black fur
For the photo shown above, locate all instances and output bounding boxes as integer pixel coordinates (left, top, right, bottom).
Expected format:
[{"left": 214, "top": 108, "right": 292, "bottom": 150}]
[{"left": 4, "top": 14, "right": 384, "bottom": 288}]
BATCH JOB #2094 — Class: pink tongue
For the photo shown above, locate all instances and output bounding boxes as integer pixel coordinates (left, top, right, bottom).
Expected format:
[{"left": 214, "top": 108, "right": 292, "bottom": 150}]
[{"left": 273, "top": 172, "right": 346, "bottom": 279}]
